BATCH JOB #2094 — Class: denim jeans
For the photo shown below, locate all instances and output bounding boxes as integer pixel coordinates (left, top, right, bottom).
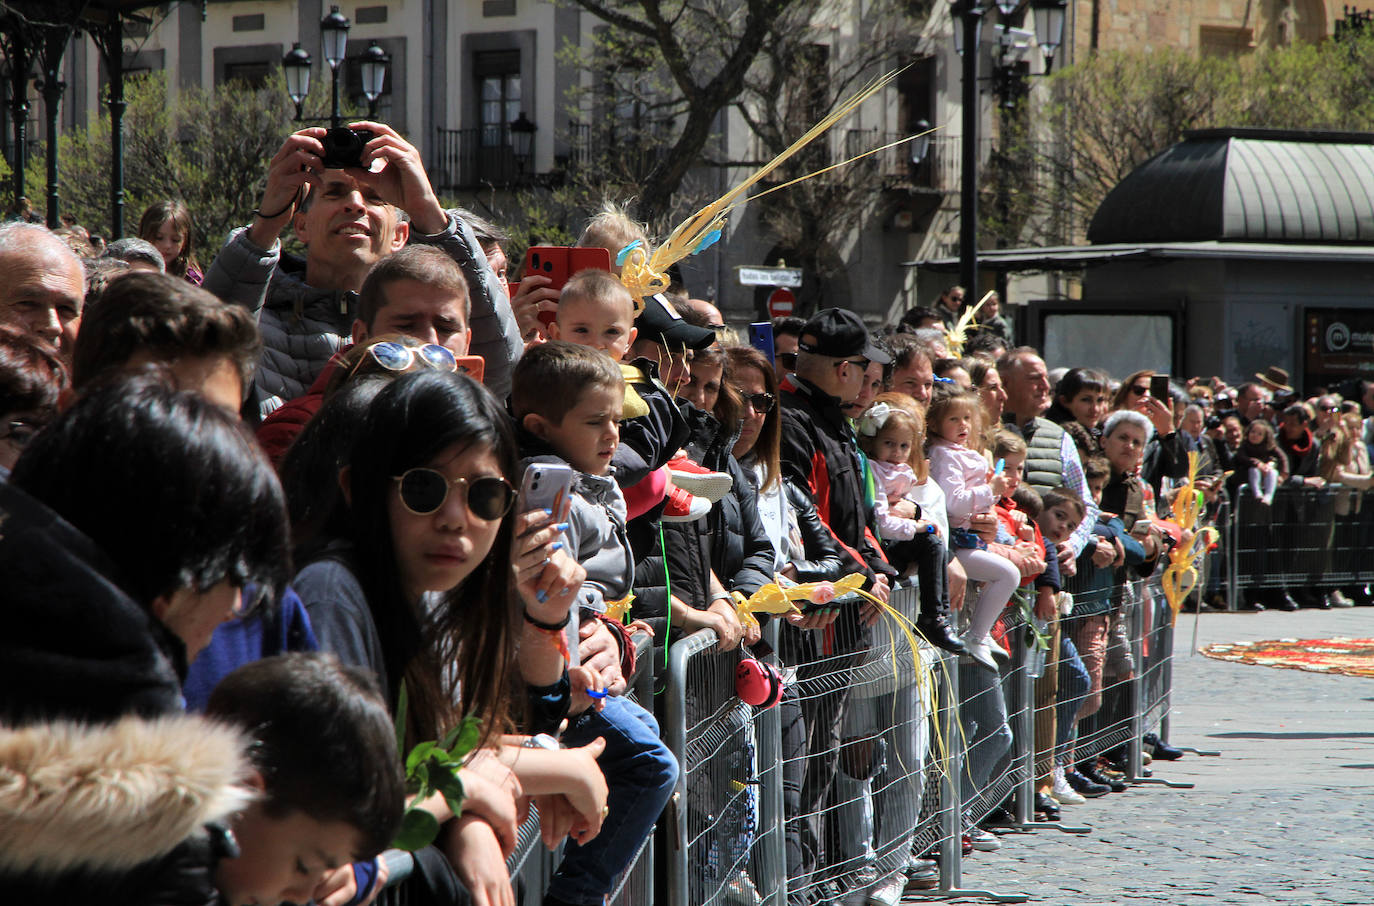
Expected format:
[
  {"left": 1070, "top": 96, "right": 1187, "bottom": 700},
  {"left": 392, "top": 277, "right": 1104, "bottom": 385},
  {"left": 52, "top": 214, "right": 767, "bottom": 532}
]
[
  {"left": 549, "top": 695, "right": 679, "bottom": 905},
  {"left": 958, "top": 660, "right": 1013, "bottom": 803},
  {"left": 1055, "top": 634, "right": 1090, "bottom": 763}
]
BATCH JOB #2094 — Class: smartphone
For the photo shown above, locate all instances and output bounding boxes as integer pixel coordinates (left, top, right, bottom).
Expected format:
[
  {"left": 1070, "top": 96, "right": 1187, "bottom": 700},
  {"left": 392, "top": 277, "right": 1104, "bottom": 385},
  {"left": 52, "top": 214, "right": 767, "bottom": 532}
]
[
  {"left": 749, "top": 322, "right": 775, "bottom": 363},
  {"left": 1150, "top": 373, "right": 1170, "bottom": 400},
  {"left": 519, "top": 461, "right": 575, "bottom": 516},
  {"left": 524, "top": 246, "right": 614, "bottom": 327},
  {"left": 453, "top": 355, "right": 484, "bottom": 383}
]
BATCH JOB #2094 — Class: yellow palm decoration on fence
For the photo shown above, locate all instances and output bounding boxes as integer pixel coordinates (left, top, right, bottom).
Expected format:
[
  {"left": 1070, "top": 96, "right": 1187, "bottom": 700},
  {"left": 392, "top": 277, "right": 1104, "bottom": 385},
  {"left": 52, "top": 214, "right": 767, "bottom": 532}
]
[{"left": 1161, "top": 451, "right": 1220, "bottom": 625}]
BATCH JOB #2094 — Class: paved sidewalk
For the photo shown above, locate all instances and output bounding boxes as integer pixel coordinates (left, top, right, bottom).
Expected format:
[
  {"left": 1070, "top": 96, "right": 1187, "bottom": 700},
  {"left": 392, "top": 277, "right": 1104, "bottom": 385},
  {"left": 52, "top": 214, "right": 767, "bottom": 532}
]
[{"left": 931, "top": 607, "right": 1374, "bottom": 905}]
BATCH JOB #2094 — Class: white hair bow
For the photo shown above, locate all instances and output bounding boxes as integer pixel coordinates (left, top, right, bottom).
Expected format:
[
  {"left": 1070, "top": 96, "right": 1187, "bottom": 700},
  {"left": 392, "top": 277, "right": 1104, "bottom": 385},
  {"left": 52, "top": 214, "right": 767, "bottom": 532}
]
[{"left": 858, "top": 402, "right": 892, "bottom": 437}]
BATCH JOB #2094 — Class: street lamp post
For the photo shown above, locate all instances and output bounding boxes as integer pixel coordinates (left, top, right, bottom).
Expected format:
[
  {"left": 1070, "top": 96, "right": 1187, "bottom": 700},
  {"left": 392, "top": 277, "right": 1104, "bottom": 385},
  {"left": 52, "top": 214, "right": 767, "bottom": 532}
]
[
  {"left": 1030, "top": 0, "right": 1068, "bottom": 72},
  {"left": 319, "top": 6, "right": 350, "bottom": 129},
  {"left": 283, "top": 42, "right": 312, "bottom": 122},
  {"left": 283, "top": 14, "right": 390, "bottom": 127},
  {"left": 359, "top": 41, "right": 389, "bottom": 119},
  {"left": 952, "top": 0, "right": 986, "bottom": 299},
  {"left": 952, "top": 0, "right": 1068, "bottom": 295},
  {"left": 509, "top": 111, "right": 536, "bottom": 175}
]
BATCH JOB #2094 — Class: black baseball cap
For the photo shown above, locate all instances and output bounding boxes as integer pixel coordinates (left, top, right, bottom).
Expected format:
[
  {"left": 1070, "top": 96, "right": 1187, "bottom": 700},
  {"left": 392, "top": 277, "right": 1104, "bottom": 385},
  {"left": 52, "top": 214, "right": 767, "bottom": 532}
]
[
  {"left": 798, "top": 308, "right": 891, "bottom": 365},
  {"left": 635, "top": 294, "right": 716, "bottom": 351}
]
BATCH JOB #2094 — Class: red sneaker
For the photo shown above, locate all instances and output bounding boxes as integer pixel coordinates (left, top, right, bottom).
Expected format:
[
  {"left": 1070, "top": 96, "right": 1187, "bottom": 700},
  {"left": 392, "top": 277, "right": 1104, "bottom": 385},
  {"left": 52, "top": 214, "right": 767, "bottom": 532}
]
[{"left": 661, "top": 483, "right": 711, "bottom": 523}]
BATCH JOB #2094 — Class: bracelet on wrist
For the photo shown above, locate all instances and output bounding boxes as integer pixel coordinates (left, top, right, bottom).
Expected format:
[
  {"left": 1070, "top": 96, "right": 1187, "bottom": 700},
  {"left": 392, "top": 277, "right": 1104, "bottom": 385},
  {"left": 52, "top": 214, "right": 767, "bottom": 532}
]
[{"left": 523, "top": 608, "right": 571, "bottom": 632}]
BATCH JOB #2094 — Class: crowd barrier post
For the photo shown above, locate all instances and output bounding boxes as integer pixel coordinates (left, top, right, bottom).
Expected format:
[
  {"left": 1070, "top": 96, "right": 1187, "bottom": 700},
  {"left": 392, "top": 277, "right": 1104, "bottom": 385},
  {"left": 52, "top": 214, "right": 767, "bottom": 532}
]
[
  {"left": 1226, "top": 485, "right": 1244, "bottom": 612},
  {"left": 754, "top": 619, "right": 787, "bottom": 906},
  {"left": 663, "top": 628, "right": 716, "bottom": 906},
  {"left": 924, "top": 649, "right": 1029, "bottom": 904},
  {"left": 1127, "top": 579, "right": 1194, "bottom": 790},
  {"left": 1010, "top": 621, "right": 1090, "bottom": 837}
]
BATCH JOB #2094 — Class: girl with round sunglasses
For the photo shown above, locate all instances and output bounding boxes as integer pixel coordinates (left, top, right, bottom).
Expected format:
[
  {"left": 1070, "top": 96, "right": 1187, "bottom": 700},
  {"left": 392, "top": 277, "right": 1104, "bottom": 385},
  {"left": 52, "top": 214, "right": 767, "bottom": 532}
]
[{"left": 289, "top": 370, "right": 607, "bottom": 906}]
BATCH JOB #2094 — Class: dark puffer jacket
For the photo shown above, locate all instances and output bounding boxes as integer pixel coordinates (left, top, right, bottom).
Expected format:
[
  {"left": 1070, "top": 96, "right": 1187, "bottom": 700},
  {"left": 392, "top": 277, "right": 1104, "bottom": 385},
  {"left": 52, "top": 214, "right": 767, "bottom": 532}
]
[{"left": 205, "top": 210, "right": 522, "bottom": 417}]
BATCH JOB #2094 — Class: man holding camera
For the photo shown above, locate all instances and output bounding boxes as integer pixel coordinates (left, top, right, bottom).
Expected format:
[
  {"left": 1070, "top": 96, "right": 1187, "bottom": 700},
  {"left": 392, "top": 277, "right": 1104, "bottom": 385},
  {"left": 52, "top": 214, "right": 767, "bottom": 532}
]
[{"left": 205, "top": 121, "right": 521, "bottom": 417}]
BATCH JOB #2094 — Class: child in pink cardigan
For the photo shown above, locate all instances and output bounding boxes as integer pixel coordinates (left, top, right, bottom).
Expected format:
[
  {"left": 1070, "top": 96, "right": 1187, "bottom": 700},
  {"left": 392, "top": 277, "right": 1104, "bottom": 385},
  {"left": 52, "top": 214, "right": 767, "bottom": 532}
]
[{"left": 926, "top": 389, "right": 1020, "bottom": 670}]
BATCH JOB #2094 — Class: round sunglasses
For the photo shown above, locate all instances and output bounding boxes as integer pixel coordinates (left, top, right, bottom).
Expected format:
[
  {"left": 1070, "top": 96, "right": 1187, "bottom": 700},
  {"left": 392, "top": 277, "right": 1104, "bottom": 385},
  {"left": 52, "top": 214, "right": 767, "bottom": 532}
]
[
  {"left": 393, "top": 468, "right": 516, "bottom": 520},
  {"left": 350, "top": 341, "right": 457, "bottom": 379}
]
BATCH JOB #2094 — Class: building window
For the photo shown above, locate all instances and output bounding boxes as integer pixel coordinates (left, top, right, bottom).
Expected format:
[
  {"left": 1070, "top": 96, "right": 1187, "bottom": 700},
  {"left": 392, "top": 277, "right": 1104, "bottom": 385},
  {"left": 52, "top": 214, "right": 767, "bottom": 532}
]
[
  {"left": 355, "top": 5, "right": 388, "bottom": 23},
  {"left": 224, "top": 60, "right": 272, "bottom": 88},
  {"left": 475, "top": 50, "right": 521, "bottom": 147},
  {"left": 232, "top": 14, "right": 265, "bottom": 32}
]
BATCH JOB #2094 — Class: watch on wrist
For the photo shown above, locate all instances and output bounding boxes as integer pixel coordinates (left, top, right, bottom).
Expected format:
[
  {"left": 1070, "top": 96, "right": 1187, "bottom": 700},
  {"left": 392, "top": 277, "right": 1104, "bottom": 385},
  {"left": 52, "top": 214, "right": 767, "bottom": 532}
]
[{"left": 522, "top": 732, "right": 560, "bottom": 751}]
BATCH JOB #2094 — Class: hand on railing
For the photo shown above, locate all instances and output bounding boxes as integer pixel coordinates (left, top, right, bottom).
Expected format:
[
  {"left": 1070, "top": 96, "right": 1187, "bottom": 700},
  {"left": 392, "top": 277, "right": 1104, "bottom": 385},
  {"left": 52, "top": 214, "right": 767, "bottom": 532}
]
[{"left": 444, "top": 815, "right": 517, "bottom": 906}]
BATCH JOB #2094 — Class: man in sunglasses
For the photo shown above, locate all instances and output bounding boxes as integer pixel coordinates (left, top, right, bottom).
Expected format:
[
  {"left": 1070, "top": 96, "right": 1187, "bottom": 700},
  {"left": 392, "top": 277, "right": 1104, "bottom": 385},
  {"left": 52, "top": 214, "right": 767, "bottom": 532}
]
[
  {"left": 779, "top": 307, "right": 895, "bottom": 606},
  {"left": 205, "top": 121, "right": 521, "bottom": 418},
  {"left": 771, "top": 315, "right": 806, "bottom": 384}
]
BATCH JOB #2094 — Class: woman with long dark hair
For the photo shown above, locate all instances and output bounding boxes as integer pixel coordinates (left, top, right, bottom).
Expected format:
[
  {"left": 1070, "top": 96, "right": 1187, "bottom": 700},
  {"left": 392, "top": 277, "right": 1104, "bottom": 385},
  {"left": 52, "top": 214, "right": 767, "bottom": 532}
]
[{"left": 290, "top": 370, "right": 607, "bottom": 906}]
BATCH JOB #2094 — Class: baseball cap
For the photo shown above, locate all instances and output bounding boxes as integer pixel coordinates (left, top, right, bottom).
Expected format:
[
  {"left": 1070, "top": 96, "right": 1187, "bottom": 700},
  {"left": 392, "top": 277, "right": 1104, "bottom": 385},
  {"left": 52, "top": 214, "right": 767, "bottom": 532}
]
[
  {"left": 798, "top": 308, "right": 891, "bottom": 365},
  {"left": 634, "top": 294, "right": 716, "bottom": 351}
]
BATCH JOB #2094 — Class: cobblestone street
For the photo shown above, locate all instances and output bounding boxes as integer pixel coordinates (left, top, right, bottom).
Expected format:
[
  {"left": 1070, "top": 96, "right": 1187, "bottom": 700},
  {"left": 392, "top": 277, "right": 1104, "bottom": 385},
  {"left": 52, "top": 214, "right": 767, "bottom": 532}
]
[{"left": 938, "top": 608, "right": 1374, "bottom": 905}]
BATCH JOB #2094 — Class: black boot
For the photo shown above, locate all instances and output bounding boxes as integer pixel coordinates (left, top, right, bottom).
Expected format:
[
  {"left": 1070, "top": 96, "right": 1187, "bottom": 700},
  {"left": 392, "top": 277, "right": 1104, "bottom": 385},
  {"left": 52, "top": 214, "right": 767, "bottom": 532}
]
[{"left": 915, "top": 612, "right": 967, "bottom": 654}]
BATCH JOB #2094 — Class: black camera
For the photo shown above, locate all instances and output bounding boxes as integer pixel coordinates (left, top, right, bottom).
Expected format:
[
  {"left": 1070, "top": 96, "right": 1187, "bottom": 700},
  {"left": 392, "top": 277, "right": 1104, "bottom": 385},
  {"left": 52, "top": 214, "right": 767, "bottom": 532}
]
[
  {"left": 320, "top": 127, "right": 374, "bottom": 170},
  {"left": 1204, "top": 415, "right": 1222, "bottom": 430}
]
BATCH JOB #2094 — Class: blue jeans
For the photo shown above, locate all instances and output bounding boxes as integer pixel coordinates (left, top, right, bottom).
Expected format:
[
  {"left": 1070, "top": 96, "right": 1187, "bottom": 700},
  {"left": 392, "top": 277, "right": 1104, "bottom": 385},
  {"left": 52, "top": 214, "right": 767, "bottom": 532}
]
[
  {"left": 1055, "top": 634, "right": 1090, "bottom": 762},
  {"left": 549, "top": 695, "right": 679, "bottom": 905}
]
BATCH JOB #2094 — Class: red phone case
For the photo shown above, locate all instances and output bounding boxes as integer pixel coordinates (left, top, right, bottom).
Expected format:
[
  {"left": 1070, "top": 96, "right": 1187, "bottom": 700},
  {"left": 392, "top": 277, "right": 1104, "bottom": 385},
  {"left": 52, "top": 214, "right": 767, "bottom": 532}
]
[
  {"left": 525, "top": 246, "right": 613, "bottom": 326},
  {"left": 453, "top": 355, "right": 484, "bottom": 383}
]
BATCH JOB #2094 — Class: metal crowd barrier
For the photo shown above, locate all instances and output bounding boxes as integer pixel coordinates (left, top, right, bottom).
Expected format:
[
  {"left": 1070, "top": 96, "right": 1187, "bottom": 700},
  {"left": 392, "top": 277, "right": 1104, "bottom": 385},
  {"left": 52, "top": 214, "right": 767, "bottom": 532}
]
[
  {"left": 379, "top": 567, "right": 1187, "bottom": 905},
  {"left": 1226, "top": 482, "right": 1374, "bottom": 605}
]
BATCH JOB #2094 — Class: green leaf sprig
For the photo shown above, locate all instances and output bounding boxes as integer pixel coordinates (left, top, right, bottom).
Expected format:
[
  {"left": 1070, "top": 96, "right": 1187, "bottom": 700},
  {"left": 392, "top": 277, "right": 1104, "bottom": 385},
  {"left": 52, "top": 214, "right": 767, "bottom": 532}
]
[{"left": 389, "top": 681, "right": 484, "bottom": 851}]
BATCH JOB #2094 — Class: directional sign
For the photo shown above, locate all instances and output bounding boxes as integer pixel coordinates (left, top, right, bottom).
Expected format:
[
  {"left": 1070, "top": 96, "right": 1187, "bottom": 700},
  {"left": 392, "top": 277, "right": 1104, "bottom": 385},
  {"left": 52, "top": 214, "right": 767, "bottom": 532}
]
[{"left": 738, "top": 266, "right": 804, "bottom": 288}]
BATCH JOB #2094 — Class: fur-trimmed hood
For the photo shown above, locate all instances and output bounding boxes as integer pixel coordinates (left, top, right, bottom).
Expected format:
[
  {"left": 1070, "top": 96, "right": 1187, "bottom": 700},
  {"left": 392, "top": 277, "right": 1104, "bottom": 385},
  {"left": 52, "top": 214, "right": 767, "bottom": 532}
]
[{"left": 0, "top": 714, "right": 253, "bottom": 875}]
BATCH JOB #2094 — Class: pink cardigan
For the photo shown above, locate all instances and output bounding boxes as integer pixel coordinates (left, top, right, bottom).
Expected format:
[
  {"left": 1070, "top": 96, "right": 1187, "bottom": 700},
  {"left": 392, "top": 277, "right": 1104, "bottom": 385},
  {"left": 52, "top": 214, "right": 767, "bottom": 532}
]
[{"left": 928, "top": 439, "right": 995, "bottom": 529}]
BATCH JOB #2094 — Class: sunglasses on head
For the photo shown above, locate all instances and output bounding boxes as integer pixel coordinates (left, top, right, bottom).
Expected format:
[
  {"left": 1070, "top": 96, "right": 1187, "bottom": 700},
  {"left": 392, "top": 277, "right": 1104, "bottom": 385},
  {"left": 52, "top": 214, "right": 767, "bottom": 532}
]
[
  {"left": 777, "top": 352, "right": 798, "bottom": 369},
  {"left": 393, "top": 468, "right": 516, "bottom": 520},
  {"left": 351, "top": 341, "right": 457, "bottom": 379},
  {"left": 742, "top": 391, "right": 775, "bottom": 413}
]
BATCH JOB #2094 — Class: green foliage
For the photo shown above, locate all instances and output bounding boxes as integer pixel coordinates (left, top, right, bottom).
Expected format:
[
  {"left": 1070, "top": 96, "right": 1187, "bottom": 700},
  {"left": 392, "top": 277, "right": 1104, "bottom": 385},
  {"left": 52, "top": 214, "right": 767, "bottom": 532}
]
[
  {"left": 990, "top": 30, "right": 1374, "bottom": 247},
  {"left": 29, "top": 69, "right": 359, "bottom": 260},
  {"left": 389, "top": 682, "right": 483, "bottom": 852}
]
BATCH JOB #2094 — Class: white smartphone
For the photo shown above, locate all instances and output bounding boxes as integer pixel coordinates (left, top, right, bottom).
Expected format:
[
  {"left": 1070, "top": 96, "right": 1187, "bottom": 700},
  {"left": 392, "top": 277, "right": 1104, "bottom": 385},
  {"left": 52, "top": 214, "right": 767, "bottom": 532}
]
[
  {"left": 519, "top": 462, "right": 575, "bottom": 516},
  {"left": 518, "top": 462, "right": 579, "bottom": 665}
]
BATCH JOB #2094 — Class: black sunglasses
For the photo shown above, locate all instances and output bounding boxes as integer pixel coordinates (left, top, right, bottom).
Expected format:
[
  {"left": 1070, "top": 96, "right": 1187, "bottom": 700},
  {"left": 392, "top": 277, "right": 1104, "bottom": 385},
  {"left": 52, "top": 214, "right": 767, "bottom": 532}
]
[
  {"left": 393, "top": 468, "right": 516, "bottom": 520},
  {"left": 742, "top": 391, "right": 775, "bottom": 413},
  {"left": 777, "top": 352, "right": 798, "bottom": 369},
  {"left": 1129, "top": 384, "right": 1148, "bottom": 396}
]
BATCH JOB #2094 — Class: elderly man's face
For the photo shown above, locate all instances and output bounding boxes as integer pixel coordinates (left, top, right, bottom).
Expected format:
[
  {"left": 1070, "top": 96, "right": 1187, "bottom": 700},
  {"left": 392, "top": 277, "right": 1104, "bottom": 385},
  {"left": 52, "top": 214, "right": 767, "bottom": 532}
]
[
  {"left": 1003, "top": 354, "right": 1052, "bottom": 419},
  {"left": 0, "top": 243, "right": 85, "bottom": 357}
]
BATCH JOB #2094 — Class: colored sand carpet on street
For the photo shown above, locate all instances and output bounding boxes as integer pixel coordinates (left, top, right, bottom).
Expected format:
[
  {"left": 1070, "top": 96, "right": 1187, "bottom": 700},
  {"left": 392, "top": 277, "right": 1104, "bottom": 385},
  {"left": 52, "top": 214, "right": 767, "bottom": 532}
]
[{"left": 1198, "top": 637, "right": 1374, "bottom": 678}]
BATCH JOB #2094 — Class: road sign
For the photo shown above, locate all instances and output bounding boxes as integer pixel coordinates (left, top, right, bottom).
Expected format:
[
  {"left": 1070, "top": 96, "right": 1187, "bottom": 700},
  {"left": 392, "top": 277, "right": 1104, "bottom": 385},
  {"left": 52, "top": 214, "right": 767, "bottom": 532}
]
[
  {"left": 767, "top": 288, "right": 796, "bottom": 318},
  {"left": 738, "top": 265, "right": 803, "bottom": 288}
]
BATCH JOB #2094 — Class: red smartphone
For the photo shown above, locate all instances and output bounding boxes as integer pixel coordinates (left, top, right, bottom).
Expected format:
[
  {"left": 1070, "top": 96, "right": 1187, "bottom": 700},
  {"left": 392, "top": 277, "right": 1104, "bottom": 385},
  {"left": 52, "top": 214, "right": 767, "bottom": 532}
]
[
  {"left": 453, "top": 355, "right": 484, "bottom": 383},
  {"left": 524, "top": 246, "right": 614, "bottom": 326}
]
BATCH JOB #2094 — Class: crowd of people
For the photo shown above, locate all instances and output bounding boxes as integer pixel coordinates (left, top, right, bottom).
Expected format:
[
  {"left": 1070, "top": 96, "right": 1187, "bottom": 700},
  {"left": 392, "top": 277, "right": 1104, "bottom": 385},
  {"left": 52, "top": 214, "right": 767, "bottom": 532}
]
[{"left": 0, "top": 119, "right": 1363, "bottom": 906}]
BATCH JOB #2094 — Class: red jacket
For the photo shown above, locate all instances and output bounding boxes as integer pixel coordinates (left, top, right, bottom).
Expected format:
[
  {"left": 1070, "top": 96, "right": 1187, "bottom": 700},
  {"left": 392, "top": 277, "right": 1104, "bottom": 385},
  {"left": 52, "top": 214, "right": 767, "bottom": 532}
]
[{"left": 256, "top": 352, "right": 347, "bottom": 467}]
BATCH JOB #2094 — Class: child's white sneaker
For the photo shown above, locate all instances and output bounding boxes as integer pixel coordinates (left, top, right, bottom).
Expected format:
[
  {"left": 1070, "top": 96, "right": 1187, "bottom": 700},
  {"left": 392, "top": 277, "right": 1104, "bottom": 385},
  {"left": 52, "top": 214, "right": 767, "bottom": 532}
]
[{"left": 1052, "top": 766, "right": 1086, "bottom": 805}]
